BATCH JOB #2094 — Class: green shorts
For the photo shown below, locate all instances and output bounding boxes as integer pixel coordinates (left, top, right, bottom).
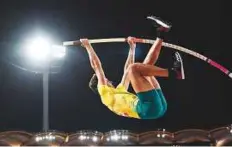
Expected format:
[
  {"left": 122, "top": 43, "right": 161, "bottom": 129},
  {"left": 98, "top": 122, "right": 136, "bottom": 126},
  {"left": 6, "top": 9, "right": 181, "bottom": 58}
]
[{"left": 135, "top": 89, "right": 167, "bottom": 119}]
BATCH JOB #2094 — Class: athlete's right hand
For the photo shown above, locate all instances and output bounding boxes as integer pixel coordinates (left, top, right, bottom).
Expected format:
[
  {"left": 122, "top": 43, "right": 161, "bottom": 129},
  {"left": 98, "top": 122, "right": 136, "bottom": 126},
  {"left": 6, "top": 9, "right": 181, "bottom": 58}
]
[
  {"left": 127, "top": 36, "right": 136, "bottom": 49},
  {"left": 80, "top": 38, "right": 91, "bottom": 48}
]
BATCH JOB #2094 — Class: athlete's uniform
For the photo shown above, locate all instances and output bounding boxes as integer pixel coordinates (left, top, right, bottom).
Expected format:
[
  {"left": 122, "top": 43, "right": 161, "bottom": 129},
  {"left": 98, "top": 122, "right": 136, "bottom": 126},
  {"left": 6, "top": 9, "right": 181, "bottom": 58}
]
[
  {"left": 98, "top": 84, "right": 167, "bottom": 119},
  {"left": 92, "top": 16, "right": 185, "bottom": 119}
]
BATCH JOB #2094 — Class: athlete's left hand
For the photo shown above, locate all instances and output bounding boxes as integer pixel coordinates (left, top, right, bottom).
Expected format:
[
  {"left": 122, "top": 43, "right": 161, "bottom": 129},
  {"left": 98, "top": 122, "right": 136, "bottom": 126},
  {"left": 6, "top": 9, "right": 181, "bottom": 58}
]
[{"left": 80, "top": 38, "right": 91, "bottom": 48}]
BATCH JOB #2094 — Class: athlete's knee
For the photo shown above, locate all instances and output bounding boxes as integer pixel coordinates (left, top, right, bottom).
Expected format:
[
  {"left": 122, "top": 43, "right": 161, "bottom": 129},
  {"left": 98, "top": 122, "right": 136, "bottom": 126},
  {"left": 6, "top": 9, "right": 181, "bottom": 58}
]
[{"left": 128, "top": 63, "right": 143, "bottom": 74}]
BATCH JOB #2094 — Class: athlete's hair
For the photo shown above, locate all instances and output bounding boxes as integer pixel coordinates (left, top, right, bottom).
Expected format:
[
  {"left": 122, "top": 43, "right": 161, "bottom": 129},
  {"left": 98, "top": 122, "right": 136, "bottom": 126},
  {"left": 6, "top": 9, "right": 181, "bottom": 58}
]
[{"left": 89, "top": 74, "right": 98, "bottom": 94}]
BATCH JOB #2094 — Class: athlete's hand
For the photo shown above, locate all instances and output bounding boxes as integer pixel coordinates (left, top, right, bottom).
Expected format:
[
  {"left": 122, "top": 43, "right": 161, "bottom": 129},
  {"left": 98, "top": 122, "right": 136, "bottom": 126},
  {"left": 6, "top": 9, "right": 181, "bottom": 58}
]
[
  {"left": 127, "top": 36, "right": 136, "bottom": 49},
  {"left": 80, "top": 38, "right": 91, "bottom": 48}
]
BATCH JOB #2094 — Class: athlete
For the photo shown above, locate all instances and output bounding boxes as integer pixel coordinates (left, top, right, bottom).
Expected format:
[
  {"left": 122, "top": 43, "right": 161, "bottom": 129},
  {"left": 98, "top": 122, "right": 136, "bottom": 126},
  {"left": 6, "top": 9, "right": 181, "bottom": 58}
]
[{"left": 80, "top": 16, "right": 185, "bottom": 119}]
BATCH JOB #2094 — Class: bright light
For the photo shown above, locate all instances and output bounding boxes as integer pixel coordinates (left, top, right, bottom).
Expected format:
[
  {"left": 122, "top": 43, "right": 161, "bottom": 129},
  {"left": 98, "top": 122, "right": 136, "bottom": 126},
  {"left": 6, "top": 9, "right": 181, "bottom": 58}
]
[
  {"left": 110, "top": 134, "right": 120, "bottom": 141},
  {"left": 35, "top": 136, "right": 42, "bottom": 142},
  {"left": 35, "top": 135, "right": 55, "bottom": 142},
  {"left": 25, "top": 37, "right": 51, "bottom": 61},
  {"left": 92, "top": 136, "right": 98, "bottom": 142},
  {"left": 51, "top": 45, "right": 66, "bottom": 58},
  {"left": 121, "top": 135, "right": 128, "bottom": 140},
  {"left": 79, "top": 135, "right": 86, "bottom": 140},
  {"left": 24, "top": 37, "right": 66, "bottom": 62}
]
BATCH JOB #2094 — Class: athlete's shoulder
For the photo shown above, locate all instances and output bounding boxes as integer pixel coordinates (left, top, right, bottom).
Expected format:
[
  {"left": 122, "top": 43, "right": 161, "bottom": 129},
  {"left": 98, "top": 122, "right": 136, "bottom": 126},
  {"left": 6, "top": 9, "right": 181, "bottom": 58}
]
[
  {"left": 116, "top": 84, "right": 128, "bottom": 92},
  {"left": 98, "top": 85, "right": 116, "bottom": 95}
]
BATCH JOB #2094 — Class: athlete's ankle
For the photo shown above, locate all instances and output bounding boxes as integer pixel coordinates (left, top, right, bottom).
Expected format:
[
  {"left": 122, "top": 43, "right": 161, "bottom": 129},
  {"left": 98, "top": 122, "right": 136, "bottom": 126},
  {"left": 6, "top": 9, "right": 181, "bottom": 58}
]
[{"left": 156, "top": 30, "right": 168, "bottom": 40}]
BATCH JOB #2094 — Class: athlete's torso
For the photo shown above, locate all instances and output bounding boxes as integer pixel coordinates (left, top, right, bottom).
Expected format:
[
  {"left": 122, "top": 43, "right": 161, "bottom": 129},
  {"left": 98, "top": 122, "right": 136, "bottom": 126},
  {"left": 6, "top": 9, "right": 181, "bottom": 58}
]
[{"left": 98, "top": 84, "right": 140, "bottom": 118}]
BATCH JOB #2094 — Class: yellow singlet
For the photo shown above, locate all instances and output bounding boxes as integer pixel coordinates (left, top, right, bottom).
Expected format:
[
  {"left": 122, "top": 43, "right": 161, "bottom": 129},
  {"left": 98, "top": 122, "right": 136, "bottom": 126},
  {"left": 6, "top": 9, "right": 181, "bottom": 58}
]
[{"left": 98, "top": 84, "right": 140, "bottom": 119}]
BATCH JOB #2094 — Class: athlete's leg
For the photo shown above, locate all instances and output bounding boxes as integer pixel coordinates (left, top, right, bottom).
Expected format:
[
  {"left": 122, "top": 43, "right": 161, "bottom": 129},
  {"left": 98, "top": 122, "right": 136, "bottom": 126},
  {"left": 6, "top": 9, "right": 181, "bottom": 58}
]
[
  {"left": 128, "top": 63, "right": 168, "bottom": 119},
  {"left": 143, "top": 38, "right": 163, "bottom": 65},
  {"left": 143, "top": 16, "right": 171, "bottom": 88},
  {"left": 128, "top": 16, "right": 184, "bottom": 119},
  {"left": 127, "top": 17, "right": 174, "bottom": 91},
  {"left": 128, "top": 52, "right": 186, "bottom": 118},
  {"left": 128, "top": 63, "right": 168, "bottom": 92},
  {"left": 142, "top": 37, "right": 166, "bottom": 88}
]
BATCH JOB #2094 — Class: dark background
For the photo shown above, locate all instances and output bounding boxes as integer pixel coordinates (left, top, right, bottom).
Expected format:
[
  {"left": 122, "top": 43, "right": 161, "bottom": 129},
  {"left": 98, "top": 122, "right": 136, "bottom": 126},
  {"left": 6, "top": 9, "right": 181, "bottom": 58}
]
[{"left": 0, "top": 0, "right": 227, "bottom": 133}]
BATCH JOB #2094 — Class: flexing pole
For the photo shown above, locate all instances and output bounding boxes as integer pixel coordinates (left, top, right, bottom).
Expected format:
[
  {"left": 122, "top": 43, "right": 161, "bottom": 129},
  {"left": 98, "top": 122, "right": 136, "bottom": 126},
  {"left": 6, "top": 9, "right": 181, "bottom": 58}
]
[{"left": 63, "top": 37, "right": 231, "bottom": 79}]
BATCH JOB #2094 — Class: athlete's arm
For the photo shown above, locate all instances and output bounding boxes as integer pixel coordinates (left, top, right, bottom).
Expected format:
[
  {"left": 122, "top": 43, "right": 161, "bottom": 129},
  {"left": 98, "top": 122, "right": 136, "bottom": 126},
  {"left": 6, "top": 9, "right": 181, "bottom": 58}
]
[
  {"left": 119, "top": 37, "right": 136, "bottom": 90},
  {"left": 80, "top": 39, "right": 107, "bottom": 85}
]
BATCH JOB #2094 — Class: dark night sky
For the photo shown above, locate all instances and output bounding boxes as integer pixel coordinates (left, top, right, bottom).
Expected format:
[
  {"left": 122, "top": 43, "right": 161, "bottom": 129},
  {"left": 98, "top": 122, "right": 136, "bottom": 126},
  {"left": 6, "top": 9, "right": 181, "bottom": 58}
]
[{"left": 0, "top": 0, "right": 227, "bottom": 133}]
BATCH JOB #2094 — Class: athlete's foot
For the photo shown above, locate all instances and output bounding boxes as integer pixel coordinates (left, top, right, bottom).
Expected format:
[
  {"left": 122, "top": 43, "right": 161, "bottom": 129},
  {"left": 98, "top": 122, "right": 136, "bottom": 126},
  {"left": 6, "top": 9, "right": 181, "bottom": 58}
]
[
  {"left": 147, "top": 15, "right": 172, "bottom": 32},
  {"left": 172, "top": 52, "right": 185, "bottom": 80}
]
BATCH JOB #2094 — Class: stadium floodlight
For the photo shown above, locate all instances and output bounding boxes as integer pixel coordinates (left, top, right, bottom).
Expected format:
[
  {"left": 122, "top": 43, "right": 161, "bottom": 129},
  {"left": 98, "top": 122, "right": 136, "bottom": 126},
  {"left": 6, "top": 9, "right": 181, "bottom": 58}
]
[
  {"left": 51, "top": 45, "right": 66, "bottom": 58},
  {"left": 23, "top": 35, "right": 66, "bottom": 132},
  {"left": 24, "top": 37, "right": 66, "bottom": 62},
  {"left": 25, "top": 37, "right": 51, "bottom": 61}
]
